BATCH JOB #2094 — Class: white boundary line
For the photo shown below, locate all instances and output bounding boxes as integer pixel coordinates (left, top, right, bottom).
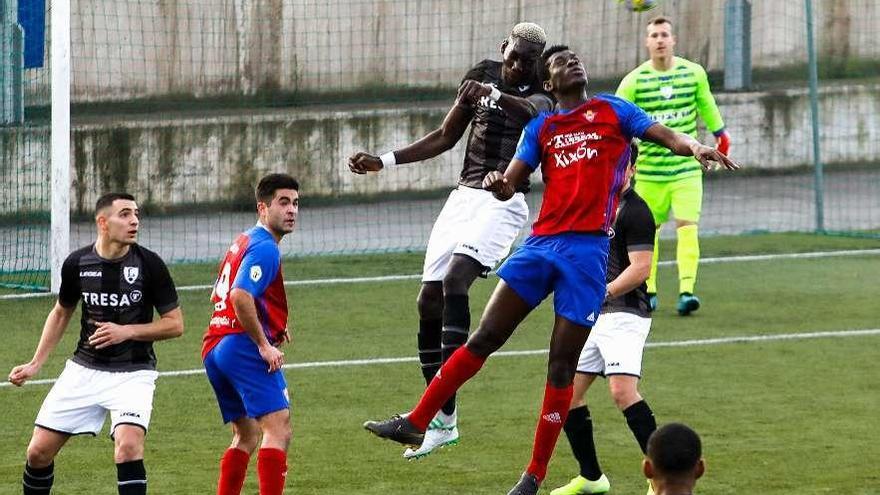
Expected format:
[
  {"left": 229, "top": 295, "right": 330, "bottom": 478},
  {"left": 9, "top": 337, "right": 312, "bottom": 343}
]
[
  {"left": 3, "top": 328, "right": 878, "bottom": 389},
  {"left": 3, "top": 248, "right": 879, "bottom": 301}
]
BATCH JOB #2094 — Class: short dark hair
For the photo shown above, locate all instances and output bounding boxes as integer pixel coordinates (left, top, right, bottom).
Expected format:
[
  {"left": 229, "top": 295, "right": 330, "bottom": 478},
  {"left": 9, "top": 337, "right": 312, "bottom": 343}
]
[
  {"left": 256, "top": 173, "right": 299, "bottom": 204},
  {"left": 539, "top": 44, "right": 570, "bottom": 82},
  {"left": 647, "top": 16, "right": 673, "bottom": 28},
  {"left": 95, "top": 192, "right": 136, "bottom": 214},
  {"left": 647, "top": 423, "right": 702, "bottom": 476}
]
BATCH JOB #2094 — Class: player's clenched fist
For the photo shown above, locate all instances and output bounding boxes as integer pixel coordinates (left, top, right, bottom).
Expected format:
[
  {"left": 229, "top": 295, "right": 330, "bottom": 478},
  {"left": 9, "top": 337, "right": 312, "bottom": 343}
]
[
  {"left": 483, "top": 171, "right": 514, "bottom": 201},
  {"left": 348, "top": 152, "right": 384, "bottom": 174},
  {"left": 8, "top": 361, "right": 40, "bottom": 387}
]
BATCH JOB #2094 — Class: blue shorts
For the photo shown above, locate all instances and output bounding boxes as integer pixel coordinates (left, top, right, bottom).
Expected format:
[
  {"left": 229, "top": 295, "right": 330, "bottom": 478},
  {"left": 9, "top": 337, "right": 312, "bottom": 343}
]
[
  {"left": 496, "top": 233, "right": 609, "bottom": 328},
  {"left": 203, "top": 332, "right": 289, "bottom": 423}
]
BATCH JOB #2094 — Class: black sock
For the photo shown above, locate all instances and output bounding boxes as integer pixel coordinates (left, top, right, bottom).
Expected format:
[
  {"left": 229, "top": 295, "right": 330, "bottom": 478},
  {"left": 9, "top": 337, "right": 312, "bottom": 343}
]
[
  {"left": 623, "top": 400, "right": 657, "bottom": 454},
  {"left": 563, "top": 405, "right": 603, "bottom": 481},
  {"left": 440, "top": 294, "right": 470, "bottom": 415},
  {"left": 23, "top": 462, "right": 54, "bottom": 494},
  {"left": 117, "top": 460, "right": 147, "bottom": 495},
  {"left": 418, "top": 318, "right": 443, "bottom": 387}
]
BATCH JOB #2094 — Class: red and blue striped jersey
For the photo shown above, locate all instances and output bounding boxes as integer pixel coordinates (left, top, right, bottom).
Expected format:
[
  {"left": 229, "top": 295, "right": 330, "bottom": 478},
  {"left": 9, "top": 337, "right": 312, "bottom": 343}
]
[
  {"left": 514, "top": 94, "right": 655, "bottom": 236},
  {"left": 202, "top": 224, "right": 288, "bottom": 357}
]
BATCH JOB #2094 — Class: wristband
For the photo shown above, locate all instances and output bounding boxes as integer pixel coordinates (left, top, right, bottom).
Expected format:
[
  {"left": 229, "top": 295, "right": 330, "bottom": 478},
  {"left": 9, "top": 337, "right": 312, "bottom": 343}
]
[
  {"left": 489, "top": 86, "right": 502, "bottom": 102},
  {"left": 380, "top": 151, "right": 397, "bottom": 168}
]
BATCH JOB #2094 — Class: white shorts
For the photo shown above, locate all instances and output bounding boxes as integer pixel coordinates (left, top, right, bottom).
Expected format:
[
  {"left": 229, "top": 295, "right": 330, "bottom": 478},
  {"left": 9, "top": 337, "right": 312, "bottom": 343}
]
[
  {"left": 422, "top": 186, "right": 529, "bottom": 281},
  {"left": 577, "top": 312, "right": 652, "bottom": 377},
  {"left": 34, "top": 360, "right": 158, "bottom": 437}
]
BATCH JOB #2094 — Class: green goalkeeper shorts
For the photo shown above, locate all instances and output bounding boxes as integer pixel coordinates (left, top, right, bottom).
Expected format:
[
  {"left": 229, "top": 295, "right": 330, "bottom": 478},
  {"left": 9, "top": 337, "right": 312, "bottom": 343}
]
[{"left": 634, "top": 175, "right": 703, "bottom": 224}]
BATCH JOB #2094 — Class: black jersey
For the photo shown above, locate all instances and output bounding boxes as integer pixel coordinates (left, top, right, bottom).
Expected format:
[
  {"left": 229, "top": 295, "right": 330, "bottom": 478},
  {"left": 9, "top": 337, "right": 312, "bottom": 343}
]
[
  {"left": 603, "top": 188, "right": 656, "bottom": 317},
  {"left": 58, "top": 243, "right": 179, "bottom": 371},
  {"left": 458, "top": 60, "right": 554, "bottom": 193}
]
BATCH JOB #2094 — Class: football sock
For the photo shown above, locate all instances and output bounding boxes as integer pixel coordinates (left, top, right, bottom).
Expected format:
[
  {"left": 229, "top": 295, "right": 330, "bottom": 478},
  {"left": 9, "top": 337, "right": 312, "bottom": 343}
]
[
  {"left": 440, "top": 294, "right": 470, "bottom": 415},
  {"left": 408, "top": 345, "right": 485, "bottom": 430},
  {"left": 217, "top": 447, "right": 251, "bottom": 495},
  {"left": 116, "top": 460, "right": 147, "bottom": 495},
  {"left": 677, "top": 225, "right": 699, "bottom": 295},
  {"left": 257, "top": 448, "right": 287, "bottom": 495},
  {"left": 563, "top": 405, "right": 603, "bottom": 481},
  {"left": 22, "top": 462, "right": 53, "bottom": 494},
  {"left": 623, "top": 400, "right": 657, "bottom": 454},
  {"left": 526, "top": 382, "right": 574, "bottom": 482},
  {"left": 418, "top": 318, "right": 443, "bottom": 387},
  {"left": 647, "top": 228, "right": 660, "bottom": 294}
]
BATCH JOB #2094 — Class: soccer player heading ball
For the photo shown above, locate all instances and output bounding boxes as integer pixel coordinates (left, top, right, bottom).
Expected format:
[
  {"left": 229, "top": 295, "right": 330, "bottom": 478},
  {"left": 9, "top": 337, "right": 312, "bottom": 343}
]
[
  {"left": 364, "top": 45, "right": 737, "bottom": 495},
  {"left": 349, "top": 22, "right": 553, "bottom": 459}
]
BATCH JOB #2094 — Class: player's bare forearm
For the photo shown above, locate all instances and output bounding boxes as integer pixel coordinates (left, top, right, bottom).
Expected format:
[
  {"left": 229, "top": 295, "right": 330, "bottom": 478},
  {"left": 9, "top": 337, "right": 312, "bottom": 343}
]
[
  {"left": 642, "top": 123, "right": 739, "bottom": 171},
  {"left": 28, "top": 302, "right": 75, "bottom": 367},
  {"left": 230, "top": 289, "right": 273, "bottom": 349},
  {"left": 394, "top": 103, "right": 472, "bottom": 164},
  {"left": 495, "top": 94, "right": 541, "bottom": 123},
  {"left": 127, "top": 307, "right": 185, "bottom": 342},
  {"left": 606, "top": 250, "right": 652, "bottom": 299}
]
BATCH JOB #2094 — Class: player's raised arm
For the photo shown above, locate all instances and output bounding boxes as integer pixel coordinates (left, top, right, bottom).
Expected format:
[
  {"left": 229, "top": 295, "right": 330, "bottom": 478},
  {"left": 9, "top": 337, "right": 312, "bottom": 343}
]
[
  {"left": 348, "top": 99, "right": 474, "bottom": 174},
  {"left": 7, "top": 302, "right": 76, "bottom": 386},
  {"left": 458, "top": 79, "right": 553, "bottom": 123},
  {"left": 642, "top": 123, "right": 739, "bottom": 172}
]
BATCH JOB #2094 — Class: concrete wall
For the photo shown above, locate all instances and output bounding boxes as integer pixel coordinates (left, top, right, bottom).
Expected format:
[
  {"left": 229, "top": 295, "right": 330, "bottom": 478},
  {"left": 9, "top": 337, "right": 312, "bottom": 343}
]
[
  {"left": 19, "top": 0, "right": 880, "bottom": 104},
  {"left": 3, "top": 81, "right": 878, "bottom": 216}
]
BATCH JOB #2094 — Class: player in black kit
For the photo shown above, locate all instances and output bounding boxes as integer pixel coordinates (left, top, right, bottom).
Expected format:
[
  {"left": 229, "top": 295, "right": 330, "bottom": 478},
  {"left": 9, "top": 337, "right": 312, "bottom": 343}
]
[
  {"left": 8, "top": 193, "right": 184, "bottom": 495},
  {"left": 550, "top": 146, "right": 658, "bottom": 495},
  {"left": 349, "top": 22, "right": 553, "bottom": 458}
]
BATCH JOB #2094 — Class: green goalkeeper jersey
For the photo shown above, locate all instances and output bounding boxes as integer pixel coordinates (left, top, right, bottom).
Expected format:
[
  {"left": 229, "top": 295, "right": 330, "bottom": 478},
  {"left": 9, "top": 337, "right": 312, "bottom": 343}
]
[{"left": 616, "top": 56, "right": 725, "bottom": 182}]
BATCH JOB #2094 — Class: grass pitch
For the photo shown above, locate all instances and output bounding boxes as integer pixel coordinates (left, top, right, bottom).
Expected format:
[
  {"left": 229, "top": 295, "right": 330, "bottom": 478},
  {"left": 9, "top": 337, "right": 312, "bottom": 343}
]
[{"left": 0, "top": 233, "right": 878, "bottom": 494}]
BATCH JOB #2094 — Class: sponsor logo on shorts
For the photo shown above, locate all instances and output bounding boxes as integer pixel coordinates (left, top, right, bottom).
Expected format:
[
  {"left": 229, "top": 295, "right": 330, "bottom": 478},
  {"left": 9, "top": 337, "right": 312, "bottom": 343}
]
[
  {"left": 460, "top": 243, "right": 480, "bottom": 254},
  {"left": 606, "top": 361, "right": 620, "bottom": 368},
  {"left": 120, "top": 411, "right": 141, "bottom": 419}
]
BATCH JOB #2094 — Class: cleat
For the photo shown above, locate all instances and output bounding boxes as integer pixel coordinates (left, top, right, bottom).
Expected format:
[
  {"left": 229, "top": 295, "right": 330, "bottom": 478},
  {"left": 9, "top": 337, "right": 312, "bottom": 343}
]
[
  {"left": 647, "top": 293, "right": 658, "bottom": 312},
  {"left": 403, "top": 409, "right": 459, "bottom": 459},
  {"left": 363, "top": 414, "right": 424, "bottom": 446},
  {"left": 550, "top": 474, "right": 611, "bottom": 495},
  {"left": 676, "top": 293, "right": 700, "bottom": 316},
  {"left": 507, "top": 472, "right": 541, "bottom": 495}
]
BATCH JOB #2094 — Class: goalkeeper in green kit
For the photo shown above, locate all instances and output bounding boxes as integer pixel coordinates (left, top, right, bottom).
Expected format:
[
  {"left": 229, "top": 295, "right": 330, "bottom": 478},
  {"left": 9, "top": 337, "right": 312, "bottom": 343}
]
[{"left": 617, "top": 15, "right": 731, "bottom": 315}]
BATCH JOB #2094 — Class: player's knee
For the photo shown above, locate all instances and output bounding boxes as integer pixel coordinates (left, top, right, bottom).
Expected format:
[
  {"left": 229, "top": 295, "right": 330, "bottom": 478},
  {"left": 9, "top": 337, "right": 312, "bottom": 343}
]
[
  {"left": 417, "top": 283, "right": 443, "bottom": 319},
  {"left": 26, "top": 442, "right": 56, "bottom": 468},
  {"left": 232, "top": 428, "right": 261, "bottom": 454},
  {"left": 263, "top": 422, "right": 292, "bottom": 450},
  {"left": 609, "top": 382, "right": 641, "bottom": 410},
  {"left": 547, "top": 360, "right": 576, "bottom": 388},
  {"left": 113, "top": 438, "right": 144, "bottom": 463},
  {"left": 442, "top": 270, "right": 474, "bottom": 296}
]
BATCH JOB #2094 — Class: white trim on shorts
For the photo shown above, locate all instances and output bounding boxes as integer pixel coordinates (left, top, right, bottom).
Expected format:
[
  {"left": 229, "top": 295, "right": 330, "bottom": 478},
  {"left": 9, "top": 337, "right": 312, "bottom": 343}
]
[
  {"left": 34, "top": 360, "right": 158, "bottom": 437},
  {"left": 576, "top": 312, "right": 652, "bottom": 377},
  {"left": 422, "top": 186, "right": 529, "bottom": 282}
]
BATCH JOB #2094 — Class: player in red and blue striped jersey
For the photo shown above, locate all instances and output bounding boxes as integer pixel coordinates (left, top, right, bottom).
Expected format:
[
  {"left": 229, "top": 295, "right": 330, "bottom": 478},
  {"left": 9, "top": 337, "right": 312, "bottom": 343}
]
[
  {"left": 363, "top": 45, "right": 737, "bottom": 495},
  {"left": 202, "top": 173, "right": 299, "bottom": 495}
]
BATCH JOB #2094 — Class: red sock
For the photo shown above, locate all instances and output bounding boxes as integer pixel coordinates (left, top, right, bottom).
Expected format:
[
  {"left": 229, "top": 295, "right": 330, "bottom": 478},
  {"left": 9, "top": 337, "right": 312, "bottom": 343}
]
[
  {"left": 526, "top": 382, "right": 574, "bottom": 482},
  {"left": 217, "top": 448, "right": 250, "bottom": 495},
  {"left": 257, "top": 448, "right": 288, "bottom": 495},
  {"left": 408, "top": 345, "right": 486, "bottom": 430}
]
